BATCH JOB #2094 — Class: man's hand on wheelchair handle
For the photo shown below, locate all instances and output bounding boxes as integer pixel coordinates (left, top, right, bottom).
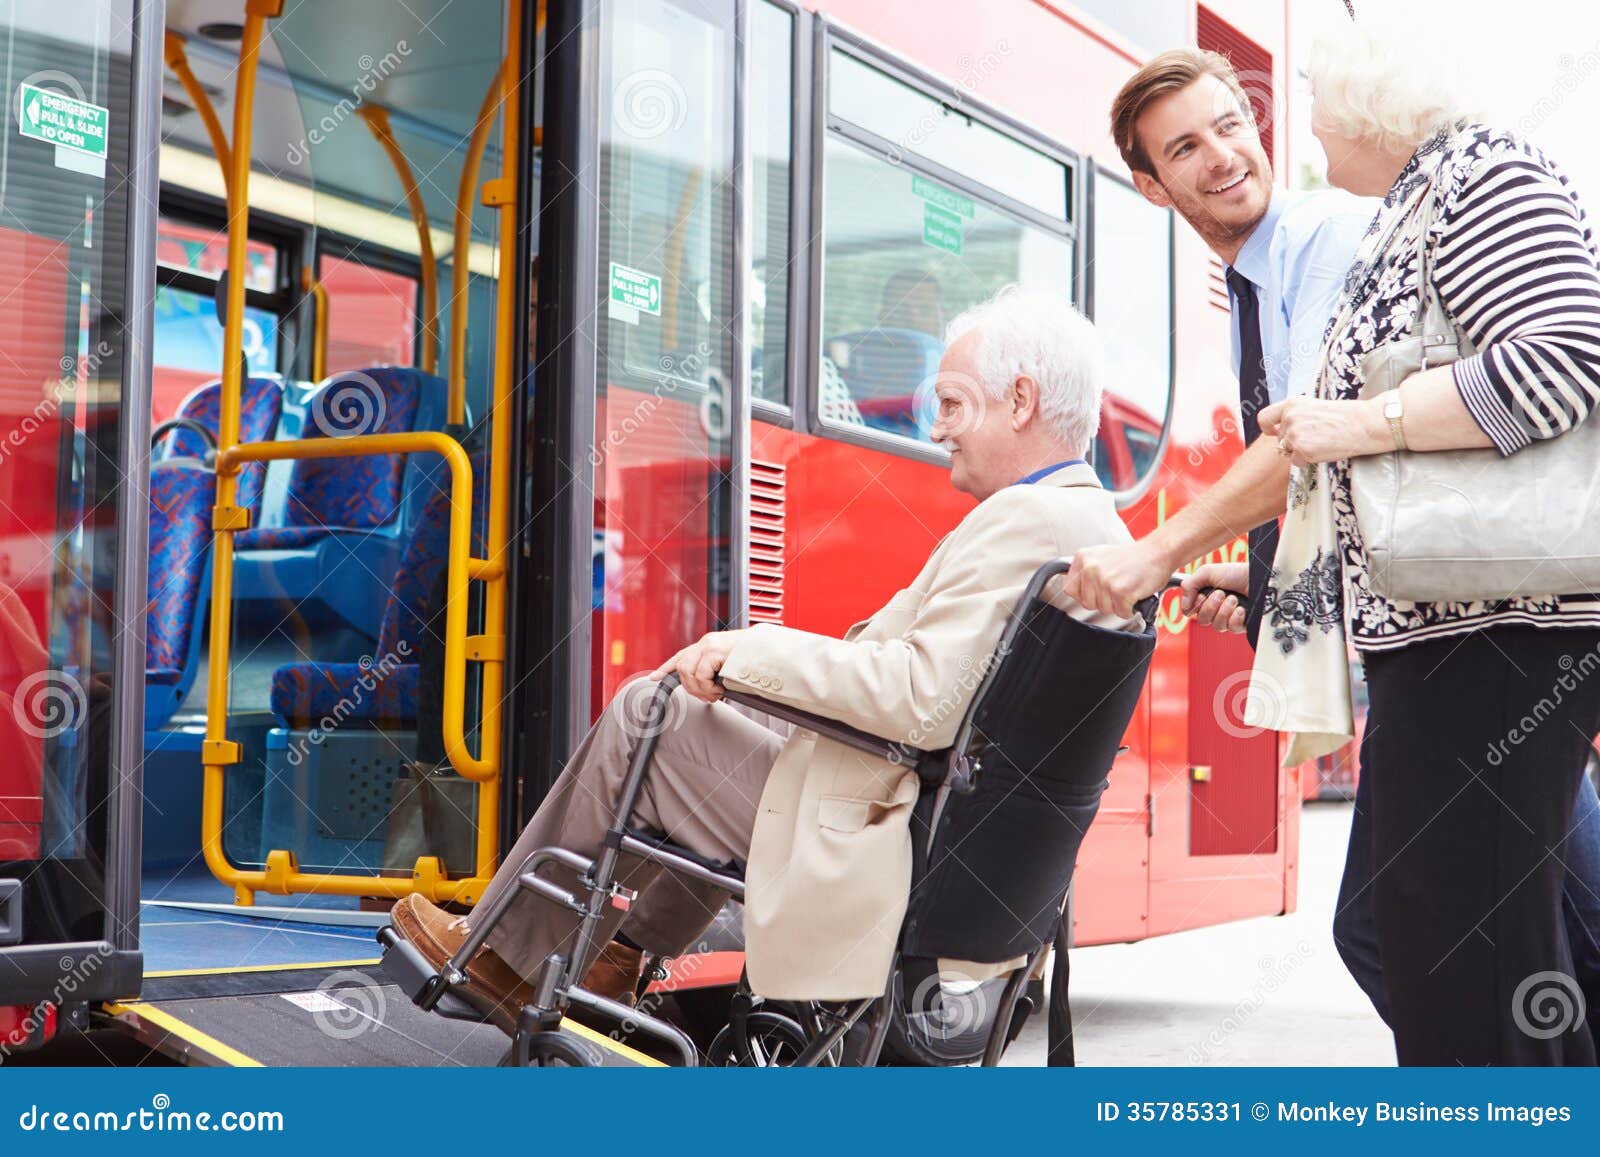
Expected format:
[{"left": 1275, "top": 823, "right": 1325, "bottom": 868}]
[
  {"left": 1061, "top": 540, "right": 1178, "bottom": 620},
  {"left": 650, "top": 629, "right": 752, "bottom": 702},
  {"left": 1180, "top": 562, "right": 1249, "bottom": 635}
]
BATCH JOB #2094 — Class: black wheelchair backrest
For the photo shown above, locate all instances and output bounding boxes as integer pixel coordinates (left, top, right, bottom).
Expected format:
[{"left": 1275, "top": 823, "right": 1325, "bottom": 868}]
[{"left": 901, "top": 561, "right": 1158, "bottom": 965}]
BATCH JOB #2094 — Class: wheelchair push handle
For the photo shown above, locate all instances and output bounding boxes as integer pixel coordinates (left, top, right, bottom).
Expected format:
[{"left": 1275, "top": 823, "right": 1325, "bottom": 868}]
[{"left": 1050, "top": 556, "right": 1232, "bottom": 616}]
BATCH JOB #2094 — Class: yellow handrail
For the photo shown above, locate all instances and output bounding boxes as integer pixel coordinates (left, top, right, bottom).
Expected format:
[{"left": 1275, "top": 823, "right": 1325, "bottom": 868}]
[
  {"left": 300, "top": 267, "right": 328, "bottom": 382},
  {"left": 201, "top": 433, "right": 502, "bottom": 904},
  {"left": 163, "top": 33, "right": 232, "bottom": 196},
  {"left": 359, "top": 105, "right": 440, "bottom": 375},
  {"left": 448, "top": 61, "right": 505, "bottom": 426}
]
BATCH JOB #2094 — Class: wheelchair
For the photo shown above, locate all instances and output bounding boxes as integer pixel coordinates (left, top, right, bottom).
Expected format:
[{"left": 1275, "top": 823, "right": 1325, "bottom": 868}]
[{"left": 379, "top": 559, "right": 1163, "bottom": 1066}]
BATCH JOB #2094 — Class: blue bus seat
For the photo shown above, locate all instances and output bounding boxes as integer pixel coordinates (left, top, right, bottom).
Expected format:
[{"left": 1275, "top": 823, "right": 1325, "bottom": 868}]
[
  {"left": 232, "top": 367, "right": 454, "bottom": 638},
  {"left": 144, "top": 460, "right": 217, "bottom": 730},
  {"left": 267, "top": 453, "right": 488, "bottom": 729},
  {"left": 154, "top": 376, "right": 284, "bottom": 517}
]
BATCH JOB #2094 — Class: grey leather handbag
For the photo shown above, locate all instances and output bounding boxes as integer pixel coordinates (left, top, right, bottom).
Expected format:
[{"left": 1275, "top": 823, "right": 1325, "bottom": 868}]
[{"left": 1348, "top": 178, "right": 1600, "bottom": 603}]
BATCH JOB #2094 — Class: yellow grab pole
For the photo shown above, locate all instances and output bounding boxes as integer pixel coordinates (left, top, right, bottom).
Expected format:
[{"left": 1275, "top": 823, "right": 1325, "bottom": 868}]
[
  {"left": 443, "top": 0, "right": 522, "bottom": 881},
  {"left": 301, "top": 267, "right": 328, "bottom": 382},
  {"left": 200, "top": 0, "right": 281, "bottom": 906},
  {"left": 447, "top": 61, "right": 505, "bottom": 425},
  {"left": 163, "top": 33, "right": 232, "bottom": 197},
  {"left": 359, "top": 106, "right": 440, "bottom": 375}
]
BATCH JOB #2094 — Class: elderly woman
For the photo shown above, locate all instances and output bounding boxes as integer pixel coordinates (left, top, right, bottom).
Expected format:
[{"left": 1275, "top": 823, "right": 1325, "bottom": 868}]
[{"left": 1258, "top": 23, "right": 1600, "bottom": 1065}]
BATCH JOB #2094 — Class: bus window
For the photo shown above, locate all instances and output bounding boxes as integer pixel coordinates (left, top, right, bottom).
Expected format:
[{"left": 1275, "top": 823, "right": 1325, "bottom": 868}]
[
  {"left": 151, "top": 288, "right": 279, "bottom": 421},
  {"left": 594, "top": 0, "right": 736, "bottom": 705},
  {"left": 750, "top": 0, "right": 793, "bottom": 408},
  {"left": 318, "top": 253, "right": 420, "bottom": 376},
  {"left": 157, "top": 215, "right": 277, "bottom": 291},
  {"left": 1088, "top": 168, "right": 1173, "bottom": 495},
  {"left": 817, "top": 138, "right": 1073, "bottom": 446},
  {"left": 152, "top": 214, "right": 284, "bottom": 421}
]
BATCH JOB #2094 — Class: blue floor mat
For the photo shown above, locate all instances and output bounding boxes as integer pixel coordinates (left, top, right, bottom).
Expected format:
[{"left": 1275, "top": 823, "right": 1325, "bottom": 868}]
[{"left": 140, "top": 905, "right": 379, "bottom": 974}]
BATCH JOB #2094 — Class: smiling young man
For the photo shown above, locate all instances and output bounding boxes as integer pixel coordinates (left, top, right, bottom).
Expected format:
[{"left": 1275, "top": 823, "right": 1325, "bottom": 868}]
[
  {"left": 1066, "top": 47, "right": 1600, "bottom": 1049},
  {"left": 1067, "top": 49, "right": 1375, "bottom": 643}
]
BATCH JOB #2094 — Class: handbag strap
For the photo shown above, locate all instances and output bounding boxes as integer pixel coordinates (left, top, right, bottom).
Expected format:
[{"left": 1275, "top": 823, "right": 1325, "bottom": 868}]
[{"left": 1315, "top": 176, "right": 1440, "bottom": 398}]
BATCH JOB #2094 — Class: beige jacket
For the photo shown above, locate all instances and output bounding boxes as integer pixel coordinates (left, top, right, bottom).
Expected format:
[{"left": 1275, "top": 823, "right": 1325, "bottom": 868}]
[{"left": 722, "top": 463, "right": 1139, "bottom": 999}]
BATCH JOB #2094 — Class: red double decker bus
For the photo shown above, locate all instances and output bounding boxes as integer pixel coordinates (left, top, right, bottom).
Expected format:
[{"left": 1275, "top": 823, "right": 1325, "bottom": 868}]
[{"left": 0, "top": 0, "right": 1301, "bottom": 1066}]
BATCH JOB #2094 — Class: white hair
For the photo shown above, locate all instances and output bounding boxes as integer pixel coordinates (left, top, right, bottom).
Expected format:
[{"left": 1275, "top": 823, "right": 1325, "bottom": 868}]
[
  {"left": 1309, "top": 20, "right": 1479, "bottom": 154},
  {"left": 944, "top": 286, "right": 1103, "bottom": 455}
]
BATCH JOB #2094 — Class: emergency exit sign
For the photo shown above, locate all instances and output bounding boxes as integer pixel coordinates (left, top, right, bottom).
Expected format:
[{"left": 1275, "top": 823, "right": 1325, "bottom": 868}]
[
  {"left": 17, "top": 83, "right": 109, "bottom": 160},
  {"left": 609, "top": 262, "right": 662, "bottom": 316}
]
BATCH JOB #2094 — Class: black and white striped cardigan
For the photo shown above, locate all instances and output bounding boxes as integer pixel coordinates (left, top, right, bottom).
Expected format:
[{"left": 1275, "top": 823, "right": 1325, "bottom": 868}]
[{"left": 1320, "top": 122, "right": 1600, "bottom": 650}]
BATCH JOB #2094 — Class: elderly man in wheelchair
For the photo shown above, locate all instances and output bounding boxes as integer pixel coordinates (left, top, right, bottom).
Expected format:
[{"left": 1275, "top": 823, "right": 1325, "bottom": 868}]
[{"left": 382, "top": 287, "right": 1161, "bottom": 1066}]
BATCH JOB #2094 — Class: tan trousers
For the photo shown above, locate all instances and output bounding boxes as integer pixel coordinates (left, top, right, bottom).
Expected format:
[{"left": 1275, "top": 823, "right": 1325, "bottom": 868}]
[{"left": 466, "top": 681, "right": 785, "bottom": 983}]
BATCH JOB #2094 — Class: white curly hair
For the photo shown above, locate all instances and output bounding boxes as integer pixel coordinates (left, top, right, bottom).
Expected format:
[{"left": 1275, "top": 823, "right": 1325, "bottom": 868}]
[
  {"left": 944, "top": 286, "right": 1103, "bottom": 456},
  {"left": 1309, "top": 20, "right": 1480, "bottom": 154}
]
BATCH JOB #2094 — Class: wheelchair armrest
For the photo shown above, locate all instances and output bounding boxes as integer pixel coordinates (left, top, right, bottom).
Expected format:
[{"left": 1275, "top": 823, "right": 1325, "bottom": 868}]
[{"left": 717, "top": 686, "right": 933, "bottom": 774}]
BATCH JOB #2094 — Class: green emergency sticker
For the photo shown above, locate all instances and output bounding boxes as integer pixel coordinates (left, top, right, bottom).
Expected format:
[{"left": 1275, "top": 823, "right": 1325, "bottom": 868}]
[
  {"left": 912, "top": 174, "right": 974, "bottom": 219},
  {"left": 18, "top": 83, "right": 109, "bottom": 159},
  {"left": 609, "top": 262, "right": 662, "bottom": 316},
  {"left": 922, "top": 204, "right": 964, "bottom": 255}
]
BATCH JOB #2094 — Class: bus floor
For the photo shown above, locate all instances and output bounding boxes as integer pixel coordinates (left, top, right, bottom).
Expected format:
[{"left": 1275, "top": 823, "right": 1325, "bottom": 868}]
[{"left": 107, "top": 865, "right": 657, "bottom": 1067}]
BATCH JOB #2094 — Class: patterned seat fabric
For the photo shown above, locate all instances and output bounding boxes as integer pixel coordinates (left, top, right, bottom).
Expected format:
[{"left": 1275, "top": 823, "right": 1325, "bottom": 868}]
[
  {"left": 268, "top": 454, "right": 488, "bottom": 728},
  {"left": 236, "top": 367, "right": 426, "bottom": 551},
  {"left": 146, "top": 463, "right": 217, "bottom": 684},
  {"left": 156, "top": 376, "right": 283, "bottom": 516}
]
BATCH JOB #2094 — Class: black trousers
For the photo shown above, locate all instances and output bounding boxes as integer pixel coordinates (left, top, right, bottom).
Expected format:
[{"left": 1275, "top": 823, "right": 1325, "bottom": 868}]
[{"left": 1361, "top": 625, "right": 1600, "bottom": 1065}]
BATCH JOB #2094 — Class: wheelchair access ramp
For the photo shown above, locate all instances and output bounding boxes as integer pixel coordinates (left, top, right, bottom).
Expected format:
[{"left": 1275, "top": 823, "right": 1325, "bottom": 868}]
[{"left": 105, "top": 962, "right": 657, "bottom": 1067}]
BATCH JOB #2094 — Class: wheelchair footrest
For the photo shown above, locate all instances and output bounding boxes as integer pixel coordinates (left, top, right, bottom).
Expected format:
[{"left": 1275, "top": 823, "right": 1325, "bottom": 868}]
[{"left": 376, "top": 926, "right": 493, "bottom": 1024}]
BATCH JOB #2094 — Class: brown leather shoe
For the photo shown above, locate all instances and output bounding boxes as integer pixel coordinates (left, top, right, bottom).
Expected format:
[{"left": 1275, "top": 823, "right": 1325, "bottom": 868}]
[
  {"left": 581, "top": 941, "right": 646, "bottom": 1005},
  {"left": 389, "top": 893, "right": 535, "bottom": 1033}
]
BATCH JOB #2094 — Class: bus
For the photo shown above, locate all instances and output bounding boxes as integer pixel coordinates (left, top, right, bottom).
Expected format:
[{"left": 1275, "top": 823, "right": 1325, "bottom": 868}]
[{"left": 0, "top": 0, "right": 1300, "bottom": 1066}]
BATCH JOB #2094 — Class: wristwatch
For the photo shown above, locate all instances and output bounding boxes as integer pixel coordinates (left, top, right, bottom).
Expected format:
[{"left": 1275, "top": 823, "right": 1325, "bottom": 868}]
[{"left": 1381, "top": 390, "right": 1407, "bottom": 451}]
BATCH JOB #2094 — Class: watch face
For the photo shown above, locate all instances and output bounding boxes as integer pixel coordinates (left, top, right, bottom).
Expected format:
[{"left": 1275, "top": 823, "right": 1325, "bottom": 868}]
[{"left": 1385, "top": 399, "right": 1403, "bottom": 418}]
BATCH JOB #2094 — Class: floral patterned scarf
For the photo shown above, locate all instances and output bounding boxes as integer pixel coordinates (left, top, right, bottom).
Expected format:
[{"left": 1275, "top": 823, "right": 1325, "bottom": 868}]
[{"left": 1242, "top": 167, "right": 1441, "bottom": 765}]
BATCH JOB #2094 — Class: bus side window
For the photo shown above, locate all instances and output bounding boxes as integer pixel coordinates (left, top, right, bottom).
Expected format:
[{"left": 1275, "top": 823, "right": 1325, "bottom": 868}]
[
  {"left": 750, "top": 0, "right": 793, "bottom": 408},
  {"left": 814, "top": 47, "right": 1074, "bottom": 451},
  {"left": 1088, "top": 169, "right": 1173, "bottom": 497}
]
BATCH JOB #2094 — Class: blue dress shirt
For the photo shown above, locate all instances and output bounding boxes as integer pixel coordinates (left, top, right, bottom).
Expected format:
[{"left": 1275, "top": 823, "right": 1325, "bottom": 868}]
[
  {"left": 1227, "top": 189, "right": 1379, "bottom": 404},
  {"left": 1014, "top": 459, "right": 1085, "bottom": 486}
]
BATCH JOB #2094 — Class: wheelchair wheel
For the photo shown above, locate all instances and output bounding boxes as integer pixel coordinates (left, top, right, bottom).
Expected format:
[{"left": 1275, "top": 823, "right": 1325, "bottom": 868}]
[
  {"left": 706, "top": 1011, "right": 810, "bottom": 1066},
  {"left": 505, "top": 1030, "right": 605, "bottom": 1067},
  {"left": 878, "top": 968, "right": 1021, "bottom": 1066}
]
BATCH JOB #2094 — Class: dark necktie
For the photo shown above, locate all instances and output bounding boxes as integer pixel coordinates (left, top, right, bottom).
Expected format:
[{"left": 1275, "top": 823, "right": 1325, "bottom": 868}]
[{"left": 1226, "top": 267, "right": 1279, "bottom": 650}]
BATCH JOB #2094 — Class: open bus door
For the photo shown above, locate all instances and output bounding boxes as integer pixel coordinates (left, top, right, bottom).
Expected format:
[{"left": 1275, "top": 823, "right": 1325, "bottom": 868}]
[{"left": 0, "top": 0, "right": 160, "bottom": 1053}]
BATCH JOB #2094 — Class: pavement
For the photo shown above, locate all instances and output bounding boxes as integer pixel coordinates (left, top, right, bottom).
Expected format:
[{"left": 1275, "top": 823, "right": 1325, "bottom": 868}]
[{"left": 1005, "top": 799, "right": 1396, "bottom": 1066}]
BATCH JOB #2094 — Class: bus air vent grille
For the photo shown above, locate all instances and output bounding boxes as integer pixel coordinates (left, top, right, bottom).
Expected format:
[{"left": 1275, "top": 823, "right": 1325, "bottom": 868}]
[{"left": 748, "top": 459, "right": 787, "bottom": 624}]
